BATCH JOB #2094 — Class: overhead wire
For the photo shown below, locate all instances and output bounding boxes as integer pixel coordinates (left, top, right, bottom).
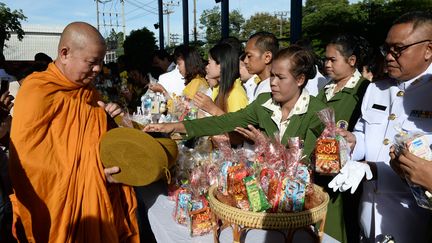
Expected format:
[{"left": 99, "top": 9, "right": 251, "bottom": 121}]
[{"left": 125, "top": 0, "right": 157, "bottom": 15}]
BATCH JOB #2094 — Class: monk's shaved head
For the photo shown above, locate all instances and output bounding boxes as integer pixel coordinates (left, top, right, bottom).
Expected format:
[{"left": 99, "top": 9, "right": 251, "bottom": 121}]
[
  {"left": 58, "top": 22, "right": 106, "bottom": 53},
  {"left": 55, "top": 22, "right": 107, "bottom": 86}
]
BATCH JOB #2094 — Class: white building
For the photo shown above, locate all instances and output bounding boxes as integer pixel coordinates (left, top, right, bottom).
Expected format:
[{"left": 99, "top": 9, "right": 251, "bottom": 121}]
[
  {"left": 4, "top": 24, "right": 63, "bottom": 61},
  {"left": 4, "top": 24, "right": 117, "bottom": 63}
]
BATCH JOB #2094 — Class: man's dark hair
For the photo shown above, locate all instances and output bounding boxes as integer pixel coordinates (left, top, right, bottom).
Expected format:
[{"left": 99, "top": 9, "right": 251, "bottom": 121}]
[
  {"left": 393, "top": 11, "right": 432, "bottom": 31},
  {"left": 218, "top": 36, "right": 243, "bottom": 57},
  {"left": 249, "top": 31, "right": 279, "bottom": 56}
]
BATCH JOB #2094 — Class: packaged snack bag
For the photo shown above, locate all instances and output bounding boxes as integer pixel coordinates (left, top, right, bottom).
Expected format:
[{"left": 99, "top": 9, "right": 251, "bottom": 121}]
[
  {"left": 394, "top": 130, "right": 432, "bottom": 209},
  {"left": 244, "top": 175, "right": 271, "bottom": 212},
  {"left": 174, "top": 189, "right": 192, "bottom": 225},
  {"left": 277, "top": 178, "right": 306, "bottom": 212},
  {"left": 189, "top": 207, "right": 212, "bottom": 236},
  {"left": 315, "top": 108, "right": 342, "bottom": 174}
]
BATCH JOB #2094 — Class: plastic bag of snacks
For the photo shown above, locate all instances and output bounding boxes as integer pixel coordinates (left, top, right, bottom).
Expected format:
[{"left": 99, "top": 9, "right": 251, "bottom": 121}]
[
  {"left": 227, "top": 163, "right": 250, "bottom": 210},
  {"left": 314, "top": 108, "right": 342, "bottom": 174},
  {"left": 174, "top": 188, "right": 192, "bottom": 225},
  {"left": 394, "top": 128, "right": 432, "bottom": 209},
  {"left": 189, "top": 207, "right": 212, "bottom": 236}
]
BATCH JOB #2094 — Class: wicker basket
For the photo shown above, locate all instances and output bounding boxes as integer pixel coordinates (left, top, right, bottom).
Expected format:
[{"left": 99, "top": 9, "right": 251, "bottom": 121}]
[{"left": 208, "top": 184, "right": 329, "bottom": 230}]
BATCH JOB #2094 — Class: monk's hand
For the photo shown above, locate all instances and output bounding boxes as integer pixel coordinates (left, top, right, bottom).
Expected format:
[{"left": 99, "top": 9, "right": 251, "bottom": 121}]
[
  {"left": 0, "top": 91, "right": 13, "bottom": 111},
  {"left": 104, "top": 166, "right": 120, "bottom": 183},
  {"left": 336, "top": 128, "right": 356, "bottom": 151},
  {"left": 98, "top": 101, "right": 124, "bottom": 118},
  {"left": 234, "top": 125, "right": 265, "bottom": 144}
]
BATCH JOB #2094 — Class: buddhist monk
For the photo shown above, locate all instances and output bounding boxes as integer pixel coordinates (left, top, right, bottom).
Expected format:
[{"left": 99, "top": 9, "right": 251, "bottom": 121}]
[{"left": 9, "top": 22, "right": 139, "bottom": 242}]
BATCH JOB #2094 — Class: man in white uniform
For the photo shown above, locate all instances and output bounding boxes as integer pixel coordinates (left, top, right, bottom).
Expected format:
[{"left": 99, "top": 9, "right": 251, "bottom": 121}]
[{"left": 340, "top": 11, "right": 432, "bottom": 242}]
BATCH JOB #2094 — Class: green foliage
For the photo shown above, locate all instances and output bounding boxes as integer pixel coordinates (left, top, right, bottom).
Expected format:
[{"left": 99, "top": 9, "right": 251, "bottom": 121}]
[
  {"left": 241, "top": 12, "right": 289, "bottom": 40},
  {"left": 302, "top": 0, "right": 432, "bottom": 56},
  {"left": 199, "top": 6, "right": 245, "bottom": 44},
  {"left": 123, "top": 27, "right": 157, "bottom": 71},
  {"left": 106, "top": 28, "right": 125, "bottom": 57},
  {"left": 0, "top": 2, "right": 27, "bottom": 53}
]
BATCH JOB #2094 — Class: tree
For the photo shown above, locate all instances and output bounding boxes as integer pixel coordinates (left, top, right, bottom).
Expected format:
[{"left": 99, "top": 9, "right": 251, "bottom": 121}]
[
  {"left": 242, "top": 12, "right": 289, "bottom": 41},
  {"left": 302, "top": 0, "right": 432, "bottom": 56},
  {"left": 199, "top": 6, "right": 245, "bottom": 45},
  {"left": 123, "top": 27, "right": 157, "bottom": 71},
  {"left": 105, "top": 28, "right": 124, "bottom": 56},
  {"left": 0, "top": 3, "right": 27, "bottom": 54}
]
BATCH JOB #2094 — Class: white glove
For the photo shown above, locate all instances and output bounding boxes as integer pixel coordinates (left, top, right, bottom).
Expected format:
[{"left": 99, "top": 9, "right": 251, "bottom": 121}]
[{"left": 328, "top": 161, "right": 373, "bottom": 194}]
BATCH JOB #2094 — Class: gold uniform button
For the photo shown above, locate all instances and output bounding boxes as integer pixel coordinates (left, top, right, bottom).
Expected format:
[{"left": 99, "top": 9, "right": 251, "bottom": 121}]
[
  {"left": 383, "top": 138, "right": 390, "bottom": 145},
  {"left": 396, "top": 91, "right": 404, "bottom": 97},
  {"left": 388, "top": 114, "right": 396, "bottom": 120}
]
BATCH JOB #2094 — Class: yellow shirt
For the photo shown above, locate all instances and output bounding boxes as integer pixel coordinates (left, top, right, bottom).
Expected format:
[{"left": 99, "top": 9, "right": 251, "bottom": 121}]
[
  {"left": 212, "top": 78, "right": 248, "bottom": 113},
  {"left": 183, "top": 75, "right": 209, "bottom": 99}
]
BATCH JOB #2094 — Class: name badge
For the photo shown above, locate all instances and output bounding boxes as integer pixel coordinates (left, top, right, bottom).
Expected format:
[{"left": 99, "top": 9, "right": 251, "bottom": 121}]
[{"left": 372, "top": 104, "right": 387, "bottom": 111}]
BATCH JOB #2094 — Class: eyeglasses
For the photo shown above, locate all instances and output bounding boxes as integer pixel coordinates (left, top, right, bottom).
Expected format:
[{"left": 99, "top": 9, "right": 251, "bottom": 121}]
[{"left": 379, "top": 39, "right": 431, "bottom": 58}]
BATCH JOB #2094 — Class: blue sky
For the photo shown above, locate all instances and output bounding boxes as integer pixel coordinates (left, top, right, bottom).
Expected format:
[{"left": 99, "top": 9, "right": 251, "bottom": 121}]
[{"left": 3, "top": 0, "right": 358, "bottom": 44}]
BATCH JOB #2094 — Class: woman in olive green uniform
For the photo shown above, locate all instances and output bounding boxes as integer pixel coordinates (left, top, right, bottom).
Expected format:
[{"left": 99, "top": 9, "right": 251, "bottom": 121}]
[{"left": 315, "top": 34, "right": 371, "bottom": 243}]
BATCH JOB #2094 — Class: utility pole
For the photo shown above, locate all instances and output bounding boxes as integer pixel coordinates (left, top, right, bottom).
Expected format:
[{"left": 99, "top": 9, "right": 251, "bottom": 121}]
[
  {"left": 163, "top": 1, "right": 180, "bottom": 47},
  {"left": 121, "top": 0, "right": 126, "bottom": 40},
  {"left": 158, "top": 0, "right": 164, "bottom": 49},
  {"left": 274, "top": 11, "right": 289, "bottom": 38},
  {"left": 193, "top": 0, "right": 197, "bottom": 42},
  {"left": 96, "top": 0, "right": 100, "bottom": 30}
]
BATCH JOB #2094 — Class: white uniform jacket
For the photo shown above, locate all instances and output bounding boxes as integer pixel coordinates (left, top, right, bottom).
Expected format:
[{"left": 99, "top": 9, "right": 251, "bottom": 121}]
[
  {"left": 253, "top": 77, "right": 271, "bottom": 100},
  {"left": 352, "top": 64, "right": 432, "bottom": 242}
]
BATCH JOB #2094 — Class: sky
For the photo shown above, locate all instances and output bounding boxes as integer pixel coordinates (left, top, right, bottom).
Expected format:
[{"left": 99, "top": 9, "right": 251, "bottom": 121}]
[{"left": 3, "top": 0, "right": 358, "bottom": 45}]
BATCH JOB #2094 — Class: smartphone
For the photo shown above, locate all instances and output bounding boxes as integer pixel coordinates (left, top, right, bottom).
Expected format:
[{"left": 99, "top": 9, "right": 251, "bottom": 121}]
[{"left": 0, "top": 78, "right": 9, "bottom": 94}]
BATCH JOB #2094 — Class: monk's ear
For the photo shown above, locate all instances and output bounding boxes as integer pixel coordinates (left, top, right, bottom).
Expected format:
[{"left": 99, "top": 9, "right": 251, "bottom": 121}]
[{"left": 58, "top": 46, "right": 70, "bottom": 63}]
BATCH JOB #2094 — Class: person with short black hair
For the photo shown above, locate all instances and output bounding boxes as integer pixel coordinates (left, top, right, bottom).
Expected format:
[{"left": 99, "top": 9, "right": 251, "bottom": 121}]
[{"left": 243, "top": 31, "right": 279, "bottom": 101}]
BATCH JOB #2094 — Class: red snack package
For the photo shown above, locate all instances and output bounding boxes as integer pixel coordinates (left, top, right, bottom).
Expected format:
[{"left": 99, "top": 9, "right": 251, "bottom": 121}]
[
  {"left": 227, "top": 164, "right": 250, "bottom": 210},
  {"left": 314, "top": 108, "right": 341, "bottom": 174},
  {"left": 189, "top": 207, "right": 212, "bottom": 237},
  {"left": 315, "top": 138, "right": 340, "bottom": 174}
]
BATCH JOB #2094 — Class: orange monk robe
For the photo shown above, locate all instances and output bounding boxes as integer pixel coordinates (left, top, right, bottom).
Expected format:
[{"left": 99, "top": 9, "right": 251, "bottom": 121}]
[{"left": 9, "top": 63, "right": 139, "bottom": 242}]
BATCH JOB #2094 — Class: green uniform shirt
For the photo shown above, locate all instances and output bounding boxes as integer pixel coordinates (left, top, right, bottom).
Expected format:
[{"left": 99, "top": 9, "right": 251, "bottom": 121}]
[
  {"left": 315, "top": 76, "right": 369, "bottom": 243},
  {"left": 184, "top": 92, "right": 326, "bottom": 159},
  {"left": 316, "top": 77, "right": 369, "bottom": 131}
]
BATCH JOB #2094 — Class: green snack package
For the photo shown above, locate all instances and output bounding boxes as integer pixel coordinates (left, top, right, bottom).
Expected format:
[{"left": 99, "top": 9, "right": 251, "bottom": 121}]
[{"left": 244, "top": 175, "right": 271, "bottom": 212}]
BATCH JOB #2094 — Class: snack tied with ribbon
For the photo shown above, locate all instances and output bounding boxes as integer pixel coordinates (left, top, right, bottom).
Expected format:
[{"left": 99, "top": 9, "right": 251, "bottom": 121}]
[{"left": 314, "top": 108, "right": 342, "bottom": 174}]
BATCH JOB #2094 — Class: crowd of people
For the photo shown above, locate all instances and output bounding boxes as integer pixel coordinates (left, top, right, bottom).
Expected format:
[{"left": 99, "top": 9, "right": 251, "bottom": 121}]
[{"left": 0, "top": 9, "right": 431, "bottom": 243}]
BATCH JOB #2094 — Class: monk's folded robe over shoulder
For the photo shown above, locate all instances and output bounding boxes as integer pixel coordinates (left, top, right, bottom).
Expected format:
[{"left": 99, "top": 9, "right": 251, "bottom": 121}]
[{"left": 9, "top": 63, "right": 139, "bottom": 242}]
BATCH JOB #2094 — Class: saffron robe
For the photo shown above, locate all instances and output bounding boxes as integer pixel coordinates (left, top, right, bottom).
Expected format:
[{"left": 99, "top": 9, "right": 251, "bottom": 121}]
[{"left": 9, "top": 63, "right": 139, "bottom": 243}]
